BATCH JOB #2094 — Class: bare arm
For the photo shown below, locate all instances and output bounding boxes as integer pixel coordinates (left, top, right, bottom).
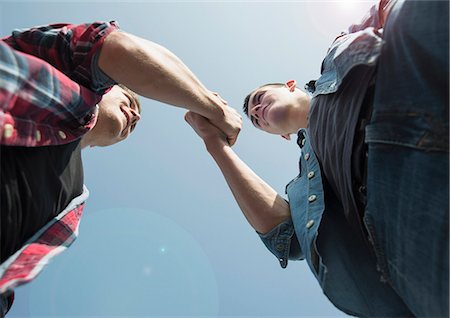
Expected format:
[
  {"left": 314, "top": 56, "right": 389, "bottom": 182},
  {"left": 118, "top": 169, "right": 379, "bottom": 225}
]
[
  {"left": 98, "top": 31, "right": 241, "bottom": 145},
  {"left": 185, "top": 111, "right": 291, "bottom": 234}
]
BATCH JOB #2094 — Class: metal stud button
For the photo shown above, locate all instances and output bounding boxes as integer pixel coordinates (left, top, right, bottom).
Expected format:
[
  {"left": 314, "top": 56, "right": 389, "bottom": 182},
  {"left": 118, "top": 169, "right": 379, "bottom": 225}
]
[
  {"left": 308, "top": 194, "right": 317, "bottom": 202},
  {"left": 58, "top": 130, "right": 67, "bottom": 140},
  {"left": 307, "top": 171, "right": 315, "bottom": 179},
  {"left": 35, "top": 130, "right": 41, "bottom": 142},
  {"left": 306, "top": 219, "right": 315, "bottom": 229},
  {"left": 304, "top": 153, "right": 310, "bottom": 161},
  {"left": 3, "top": 124, "right": 13, "bottom": 139}
]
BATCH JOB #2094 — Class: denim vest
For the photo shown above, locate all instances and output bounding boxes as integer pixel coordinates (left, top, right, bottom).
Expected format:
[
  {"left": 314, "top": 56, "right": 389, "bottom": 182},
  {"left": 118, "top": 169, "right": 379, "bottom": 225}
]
[{"left": 260, "top": 129, "right": 413, "bottom": 317}]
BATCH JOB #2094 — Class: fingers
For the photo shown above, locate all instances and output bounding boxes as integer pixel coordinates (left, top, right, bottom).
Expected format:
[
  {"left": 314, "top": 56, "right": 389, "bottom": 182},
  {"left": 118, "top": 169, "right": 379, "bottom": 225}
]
[
  {"left": 227, "top": 133, "right": 239, "bottom": 147},
  {"left": 184, "top": 111, "right": 192, "bottom": 124},
  {"left": 184, "top": 111, "right": 216, "bottom": 134},
  {"left": 184, "top": 111, "right": 203, "bottom": 127},
  {"left": 186, "top": 101, "right": 243, "bottom": 147}
]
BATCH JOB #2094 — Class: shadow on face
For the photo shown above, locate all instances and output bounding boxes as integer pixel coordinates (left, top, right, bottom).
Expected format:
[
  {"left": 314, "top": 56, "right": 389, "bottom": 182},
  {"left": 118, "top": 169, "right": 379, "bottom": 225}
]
[
  {"left": 81, "top": 85, "right": 141, "bottom": 148},
  {"left": 243, "top": 83, "right": 310, "bottom": 137}
]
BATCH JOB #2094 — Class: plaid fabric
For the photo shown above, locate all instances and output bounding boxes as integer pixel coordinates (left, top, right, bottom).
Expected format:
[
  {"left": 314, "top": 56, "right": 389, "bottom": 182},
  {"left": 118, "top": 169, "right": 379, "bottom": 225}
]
[
  {"left": 0, "top": 21, "right": 119, "bottom": 146},
  {"left": 0, "top": 186, "right": 89, "bottom": 294},
  {"left": 2, "top": 21, "right": 119, "bottom": 94}
]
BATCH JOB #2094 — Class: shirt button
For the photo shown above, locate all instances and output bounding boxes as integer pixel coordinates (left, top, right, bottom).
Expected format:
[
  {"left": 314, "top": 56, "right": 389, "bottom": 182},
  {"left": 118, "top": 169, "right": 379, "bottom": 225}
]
[
  {"left": 306, "top": 220, "right": 315, "bottom": 229},
  {"left": 307, "top": 171, "right": 315, "bottom": 179},
  {"left": 58, "top": 130, "right": 67, "bottom": 140},
  {"left": 304, "top": 153, "right": 310, "bottom": 161},
  {"left": 35, "top": 130, "right": 41, "bottom": 142},
  {"left": 308, "top": 194, "right": 317, "bottom": 202},
  {"left": 276, "top": 244, "right": 284, "bottom": 251},
  {"left": 3, "top": 124, "right": 13, "bottom": 139},
  {"left": 301, "top": 138, "right": 306, "bottom": 147}
]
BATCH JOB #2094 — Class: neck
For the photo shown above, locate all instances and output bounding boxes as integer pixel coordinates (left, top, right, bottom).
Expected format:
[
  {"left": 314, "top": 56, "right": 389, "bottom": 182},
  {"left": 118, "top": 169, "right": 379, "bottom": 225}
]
[
  {"left": 289, "top": 95, "right": 310, "bottom": 133},
  {"left": 80, "top": 132, "right": 94, "bottom": 149}
]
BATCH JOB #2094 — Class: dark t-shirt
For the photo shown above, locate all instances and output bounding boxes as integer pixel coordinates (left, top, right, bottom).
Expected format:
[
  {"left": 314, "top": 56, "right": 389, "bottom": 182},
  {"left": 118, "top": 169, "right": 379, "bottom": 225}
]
[
  {"left": 308, "top": 65, "right": 375, "bottom": 231},
  {"left": 0, "top": 141, "right": 83, "bottom": 262}
]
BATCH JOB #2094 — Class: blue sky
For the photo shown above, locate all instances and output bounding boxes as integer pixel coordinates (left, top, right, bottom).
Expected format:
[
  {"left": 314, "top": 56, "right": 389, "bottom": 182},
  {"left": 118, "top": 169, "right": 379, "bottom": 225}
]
[{"left": 2, "top": 1, "right": 375, "bottom": 316}]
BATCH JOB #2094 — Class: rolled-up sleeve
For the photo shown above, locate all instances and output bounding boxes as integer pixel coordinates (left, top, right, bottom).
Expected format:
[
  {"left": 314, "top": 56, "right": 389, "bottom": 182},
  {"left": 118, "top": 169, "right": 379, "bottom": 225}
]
[
  {"left": 0, "top": 41, "right": 101, "bottom": 146},
  {"left": 2, "top": 21, "right": 119, "bottom": 94},
  {"left": 258, "top": 218, "right": 303, "bottom": 268}
]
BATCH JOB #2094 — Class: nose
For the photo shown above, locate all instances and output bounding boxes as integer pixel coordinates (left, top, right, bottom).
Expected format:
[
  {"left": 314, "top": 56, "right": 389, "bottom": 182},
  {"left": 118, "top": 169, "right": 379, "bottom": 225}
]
[
  {"left": 130, "top": 108, "right": 141, "bottom": 124},
  {"left": 250, "top": 104, "right": 263, "bottom": 119}
]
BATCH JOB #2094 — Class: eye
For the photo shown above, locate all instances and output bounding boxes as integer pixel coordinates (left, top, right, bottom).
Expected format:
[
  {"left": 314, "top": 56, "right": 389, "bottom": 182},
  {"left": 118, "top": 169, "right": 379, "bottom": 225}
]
[
  {"left": 253, "top": 117, "right": 260, "bottom": 127},
  {"left": 256, "top": 92, "right": 264, "bottom": 103}
]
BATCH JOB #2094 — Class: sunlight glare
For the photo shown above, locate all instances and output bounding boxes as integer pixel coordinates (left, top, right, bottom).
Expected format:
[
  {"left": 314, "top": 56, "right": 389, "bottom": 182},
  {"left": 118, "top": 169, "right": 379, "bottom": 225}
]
[{"left": 305, "top": 1, "right": 377, "bottom": 40}]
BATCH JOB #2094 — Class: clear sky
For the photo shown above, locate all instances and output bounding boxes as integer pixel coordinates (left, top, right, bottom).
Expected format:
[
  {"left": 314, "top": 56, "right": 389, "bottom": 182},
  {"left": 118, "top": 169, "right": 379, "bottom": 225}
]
[{"left": 2, "top": 1, "right": 376, "bottom": 317}]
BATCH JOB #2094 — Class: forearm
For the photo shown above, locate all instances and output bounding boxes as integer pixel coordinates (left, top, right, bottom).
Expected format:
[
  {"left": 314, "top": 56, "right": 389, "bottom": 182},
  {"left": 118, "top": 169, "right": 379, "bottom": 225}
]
[
  {"left": 98, "top": 31, "right": 223, "bottom": 120},
  {"left": 206, "top": 141, "right": 291, "bottom": 234}
]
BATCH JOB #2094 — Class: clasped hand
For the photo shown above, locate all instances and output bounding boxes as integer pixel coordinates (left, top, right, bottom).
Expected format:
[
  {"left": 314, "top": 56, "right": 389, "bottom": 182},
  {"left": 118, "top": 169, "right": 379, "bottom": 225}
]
[{"left": 187, "top": 92, "right": 242, "bottom": 147}]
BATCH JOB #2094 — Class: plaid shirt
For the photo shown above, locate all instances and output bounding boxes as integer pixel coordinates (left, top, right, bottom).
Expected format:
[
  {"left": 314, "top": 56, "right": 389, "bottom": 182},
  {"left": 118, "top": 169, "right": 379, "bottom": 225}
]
[
  {"left": 0, "top": 21, "right": 119, "bottom": 146},
  {"left": 0, "top": 22, "right": 119, "bottom": 300}
]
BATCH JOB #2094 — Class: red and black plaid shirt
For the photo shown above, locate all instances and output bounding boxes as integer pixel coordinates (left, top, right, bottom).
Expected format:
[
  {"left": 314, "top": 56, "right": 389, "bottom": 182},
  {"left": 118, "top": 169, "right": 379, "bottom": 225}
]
[
  {"left": 0, "top": 21, "right": 120, "bottom": 306},
  {"left": 0, "top": 21, "right": 119, "bottom": 146}
]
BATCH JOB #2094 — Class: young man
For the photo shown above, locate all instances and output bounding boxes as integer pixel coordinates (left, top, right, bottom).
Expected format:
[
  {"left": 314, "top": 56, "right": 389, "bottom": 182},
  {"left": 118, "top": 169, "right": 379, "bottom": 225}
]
[
  {"left": 0, "top": 21, "right": 241, "bottom": 316},
  {"left": 186, "top": 0, "right": 448, "bottom": 316}
]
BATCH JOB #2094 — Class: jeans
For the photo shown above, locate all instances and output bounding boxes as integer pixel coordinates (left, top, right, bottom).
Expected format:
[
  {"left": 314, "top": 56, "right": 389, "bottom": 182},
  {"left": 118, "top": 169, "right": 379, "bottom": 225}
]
[{"left": 364, "top": 1, "right": 449, "bottom": 317}]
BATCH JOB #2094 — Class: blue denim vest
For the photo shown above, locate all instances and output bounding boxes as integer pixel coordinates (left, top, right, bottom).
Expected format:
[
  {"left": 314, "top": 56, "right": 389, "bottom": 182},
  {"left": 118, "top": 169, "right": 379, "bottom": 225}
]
[{"left": 260, "top": 129, "right": 413, "bottom": 317}]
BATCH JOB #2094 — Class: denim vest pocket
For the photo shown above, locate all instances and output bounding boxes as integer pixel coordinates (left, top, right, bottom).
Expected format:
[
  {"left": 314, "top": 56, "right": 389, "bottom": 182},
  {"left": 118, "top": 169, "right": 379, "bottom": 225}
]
[{"left": 366, "top": 111, "right": 449, "bottom": 152}]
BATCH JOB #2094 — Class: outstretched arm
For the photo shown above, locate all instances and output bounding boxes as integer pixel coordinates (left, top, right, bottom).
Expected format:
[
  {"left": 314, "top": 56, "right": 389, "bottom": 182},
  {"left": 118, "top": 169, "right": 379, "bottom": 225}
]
[
  {"left": 98, "top": 31, "right": 241, "bottom": 146},
  {"left": 185, "top": 111, "right": 290, "bottom": 234},
  {"left": 2, "top": 22, "right": 241, "bottom": 145}
]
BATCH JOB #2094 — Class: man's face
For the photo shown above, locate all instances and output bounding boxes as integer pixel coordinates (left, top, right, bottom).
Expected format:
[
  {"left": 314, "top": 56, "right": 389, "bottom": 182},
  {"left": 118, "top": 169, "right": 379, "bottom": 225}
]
[
  {"left": 247, "top": 84, "right": 310, "bottom": 136},
  {"left": 87, "top": 85, "right": 141, "bottom": 147}
]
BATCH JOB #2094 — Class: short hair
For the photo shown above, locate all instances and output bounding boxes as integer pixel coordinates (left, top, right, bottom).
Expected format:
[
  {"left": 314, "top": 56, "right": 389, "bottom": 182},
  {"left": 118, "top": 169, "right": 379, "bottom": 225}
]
[
  {"left": 242, "top": 83, "right": 284, "bottom": 117},
  {"left": 118, "top": 83, "right": 141, "bottom": 115}
]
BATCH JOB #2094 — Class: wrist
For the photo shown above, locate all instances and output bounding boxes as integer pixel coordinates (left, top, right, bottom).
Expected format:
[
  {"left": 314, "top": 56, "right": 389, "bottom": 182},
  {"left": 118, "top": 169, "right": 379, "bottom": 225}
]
[
  {"left": 205, "top": 137, "right": 229, "bottom": 155},
  {"left": 203, "top": 91, "right": 226, "bottom": 122}
]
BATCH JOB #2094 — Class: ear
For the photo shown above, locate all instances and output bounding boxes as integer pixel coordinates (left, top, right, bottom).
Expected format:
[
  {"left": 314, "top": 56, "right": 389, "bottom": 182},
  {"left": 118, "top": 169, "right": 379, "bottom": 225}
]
[
  {"left": 281, "top": 134, "right": 291, "bottom": 141},
  {"left": 285, "top": 79, "right": 297, "bottom": 92}
]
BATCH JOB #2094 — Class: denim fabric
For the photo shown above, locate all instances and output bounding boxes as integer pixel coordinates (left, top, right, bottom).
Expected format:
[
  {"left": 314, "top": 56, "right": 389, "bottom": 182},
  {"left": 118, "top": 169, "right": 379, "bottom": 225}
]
[
  {"left": 313, "top": 27, "right": 383, "bottom": 98},
  {"left": 285, "top": 130, "right": 325, "bottom": 276},
  {"left": 259, "top": 0, "right": 448, "bottom": 316},
  {"left": 257, "top": 218, "right": 303, "bottom": 268},
  {"left": 364, "top": 1, "right": 449, "bottom": 317},
  {"left": 271, "top": 130, "right": 413, "bottom": 317}
]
